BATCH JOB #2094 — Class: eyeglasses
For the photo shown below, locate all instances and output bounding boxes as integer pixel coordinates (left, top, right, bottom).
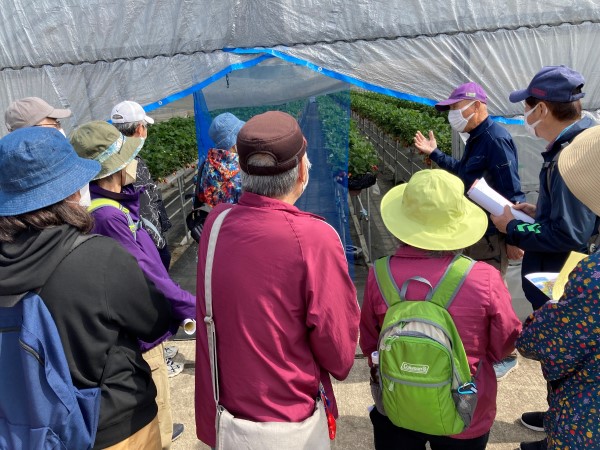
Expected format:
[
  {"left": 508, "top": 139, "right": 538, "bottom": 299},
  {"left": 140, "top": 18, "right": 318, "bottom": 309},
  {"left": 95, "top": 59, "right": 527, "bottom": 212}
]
[{"left": 34, "top": 120, "right": 61, "bottom": 129}]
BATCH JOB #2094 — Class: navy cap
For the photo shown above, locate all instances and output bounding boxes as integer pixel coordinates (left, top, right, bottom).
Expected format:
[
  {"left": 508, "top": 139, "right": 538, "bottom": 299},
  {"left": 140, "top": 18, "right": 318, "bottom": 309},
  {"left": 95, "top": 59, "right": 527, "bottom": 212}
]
[{"left": 509, "top": 65, "right": 585, "bottom": 103}]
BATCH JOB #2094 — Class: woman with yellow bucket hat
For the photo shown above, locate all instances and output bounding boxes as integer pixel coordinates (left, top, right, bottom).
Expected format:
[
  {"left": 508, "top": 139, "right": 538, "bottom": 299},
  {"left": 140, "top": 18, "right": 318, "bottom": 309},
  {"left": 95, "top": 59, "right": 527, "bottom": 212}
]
[{"left": 360, "top": 169, "right": 521, "bottom": 449}]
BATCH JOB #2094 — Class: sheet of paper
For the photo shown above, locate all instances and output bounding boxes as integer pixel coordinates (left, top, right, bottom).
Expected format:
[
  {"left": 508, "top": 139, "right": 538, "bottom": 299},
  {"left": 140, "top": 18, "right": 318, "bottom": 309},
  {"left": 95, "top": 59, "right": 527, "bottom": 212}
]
[
  {"left": 524, "top": 251, "right": 589, "bottom": 300},
  {"left": 467, "top": 178, "right": 535, "bottom": 224},
  {"left": 525, "top": 272, "right": 558, "bottom": 298}
]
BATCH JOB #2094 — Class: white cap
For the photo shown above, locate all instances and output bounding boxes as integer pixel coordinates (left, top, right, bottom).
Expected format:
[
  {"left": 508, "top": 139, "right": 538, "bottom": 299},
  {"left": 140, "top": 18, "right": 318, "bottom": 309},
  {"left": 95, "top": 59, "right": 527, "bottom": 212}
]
[{"left": 111, "top": 101, "right": 154, "bottom": 125}]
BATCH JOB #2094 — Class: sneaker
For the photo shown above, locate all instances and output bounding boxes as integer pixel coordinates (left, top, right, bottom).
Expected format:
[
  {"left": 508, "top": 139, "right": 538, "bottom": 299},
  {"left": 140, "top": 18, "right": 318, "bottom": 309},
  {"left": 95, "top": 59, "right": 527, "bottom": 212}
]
[
  {"left": 520, "top": 438, "right": 547, "bottom": 450},
  {"left": 494, "top": 355, "right": 518, "bottom": 380},
  {"left": 166, "top": 358, "right": 184, "bottom": 378},
  {"left": 520, "top": 411, "right": 545, "bottom": 432},
  {"left": 171, "top": 423, "right": 184, "bottom": 442},
  {"left": 164, "top": 345, "right": 178, "bottom": 360}
]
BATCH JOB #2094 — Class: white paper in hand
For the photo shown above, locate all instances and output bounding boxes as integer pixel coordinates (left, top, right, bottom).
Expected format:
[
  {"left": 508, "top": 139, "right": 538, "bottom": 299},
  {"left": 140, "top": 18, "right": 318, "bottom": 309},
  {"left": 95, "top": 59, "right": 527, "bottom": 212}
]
[{"left": 467, "top": 178, "right": 535, "bottom": 224}]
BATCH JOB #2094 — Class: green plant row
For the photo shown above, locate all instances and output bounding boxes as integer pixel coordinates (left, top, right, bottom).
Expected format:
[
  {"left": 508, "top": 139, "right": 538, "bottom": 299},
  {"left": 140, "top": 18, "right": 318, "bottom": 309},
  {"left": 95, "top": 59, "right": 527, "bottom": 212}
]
[
  {"left": 139, "top": 116, "right": 198, "bottom": 180},
  {"left": 352, "top": 90, "right": 446, "bottom": 118},
  {"left": 350, "top": 91, "right": 452, "bottom": 155},
  {"left": 316, "top": 94, "right": 378, "bottom": 177},
  {"left": 210, "top": 100, "right": 307, "bottom": 122}
]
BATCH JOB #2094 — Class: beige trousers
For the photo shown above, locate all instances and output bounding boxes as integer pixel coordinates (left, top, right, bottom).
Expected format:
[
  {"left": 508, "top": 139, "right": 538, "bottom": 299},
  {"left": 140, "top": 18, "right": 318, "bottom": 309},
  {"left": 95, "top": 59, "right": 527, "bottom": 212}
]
[
  {"left": 143, "top": 342, "right": 173, "bottom": 450},
  {"left": 103, "top": 416, "right": 161, "bottom": 450}
]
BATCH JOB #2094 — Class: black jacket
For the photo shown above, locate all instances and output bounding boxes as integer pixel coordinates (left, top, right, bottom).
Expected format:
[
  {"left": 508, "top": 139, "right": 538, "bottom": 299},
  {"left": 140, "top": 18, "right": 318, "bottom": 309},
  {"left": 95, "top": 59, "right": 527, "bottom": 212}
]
[{"left": 0, "top": 225, "right": 172, "bottom": 448}]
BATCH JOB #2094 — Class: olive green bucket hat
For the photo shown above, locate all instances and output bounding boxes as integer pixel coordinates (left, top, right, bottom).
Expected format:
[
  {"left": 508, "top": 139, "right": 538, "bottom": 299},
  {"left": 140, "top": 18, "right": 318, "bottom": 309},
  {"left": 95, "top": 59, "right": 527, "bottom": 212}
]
[
  {"left": 380, "top": 169, "right": 487, "bottom": 251},
  {"left": 70, "top": 120, "right": 144, "bottom": 180}
]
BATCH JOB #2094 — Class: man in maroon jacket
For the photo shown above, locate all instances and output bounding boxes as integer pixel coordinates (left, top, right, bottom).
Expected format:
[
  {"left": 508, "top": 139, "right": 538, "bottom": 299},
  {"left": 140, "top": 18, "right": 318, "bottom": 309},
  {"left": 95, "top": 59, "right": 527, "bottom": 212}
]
[{"left": 195, "top": 111, "right": 360, "bottom": 448}]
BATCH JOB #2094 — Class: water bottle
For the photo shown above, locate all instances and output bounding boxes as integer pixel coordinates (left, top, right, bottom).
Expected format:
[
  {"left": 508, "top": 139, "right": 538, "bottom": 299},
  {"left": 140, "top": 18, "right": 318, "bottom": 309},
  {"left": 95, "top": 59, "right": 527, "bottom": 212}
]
[
  {"left": 371, "top": 351, "right": 379, "bottom": 366},
  {"left": 370, "top": 350, "right": 385, "bottom": 414}
]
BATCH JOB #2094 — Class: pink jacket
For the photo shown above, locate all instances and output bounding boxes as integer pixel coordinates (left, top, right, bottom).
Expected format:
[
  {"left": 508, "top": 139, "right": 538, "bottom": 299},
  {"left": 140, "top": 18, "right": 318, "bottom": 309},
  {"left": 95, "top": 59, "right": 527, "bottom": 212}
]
[
  {"left": 359, "top": 246, "right": 521, "bottom": 439},
  {"left": 195, "top": 192, "right": 360, "bottom": 447}
]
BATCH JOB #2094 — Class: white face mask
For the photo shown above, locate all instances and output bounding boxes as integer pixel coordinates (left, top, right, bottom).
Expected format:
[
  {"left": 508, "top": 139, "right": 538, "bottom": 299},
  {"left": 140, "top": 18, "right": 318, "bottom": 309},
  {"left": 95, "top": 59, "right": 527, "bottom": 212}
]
[
  {"left": 524, "top": 103, "right": 545, "bottom": 138},
  {"left": 122, "top": 159, "right": 138, "bottom": 186},
  {"left": 66, "top": 183, "right": 91, "bottom": 208},
  {"left": 78, "top": 183, "right": 91, "bottom": 207},
  {"left": 448, "top": 101, "right": 476, "bottom": 133}
]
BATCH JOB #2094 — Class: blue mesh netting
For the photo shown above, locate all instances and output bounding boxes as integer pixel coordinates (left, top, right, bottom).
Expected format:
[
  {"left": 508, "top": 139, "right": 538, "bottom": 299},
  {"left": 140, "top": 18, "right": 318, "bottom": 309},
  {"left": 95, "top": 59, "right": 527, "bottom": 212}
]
[{"left": 194, "top": 89, "right": 357, "bottom": 275}]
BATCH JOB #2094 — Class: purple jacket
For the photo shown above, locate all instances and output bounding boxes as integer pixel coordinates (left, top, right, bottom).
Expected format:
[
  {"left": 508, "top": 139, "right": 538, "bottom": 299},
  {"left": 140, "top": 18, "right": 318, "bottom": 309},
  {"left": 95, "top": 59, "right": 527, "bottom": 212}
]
[{"left": 90, "top": 183, "right": 195, "bottom": 351}]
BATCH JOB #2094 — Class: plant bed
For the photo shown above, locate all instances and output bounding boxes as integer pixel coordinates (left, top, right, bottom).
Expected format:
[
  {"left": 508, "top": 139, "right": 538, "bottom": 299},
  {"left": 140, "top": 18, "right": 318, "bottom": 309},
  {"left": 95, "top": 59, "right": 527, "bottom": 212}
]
[{"left": 316, "top": 94, "right": 380, "bottom": 189}]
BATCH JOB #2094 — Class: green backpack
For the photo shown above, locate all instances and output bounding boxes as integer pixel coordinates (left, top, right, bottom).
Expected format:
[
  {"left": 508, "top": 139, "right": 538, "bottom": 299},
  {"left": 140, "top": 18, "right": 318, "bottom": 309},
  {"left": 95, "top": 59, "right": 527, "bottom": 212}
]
[{"left": 374, "top": 254, "right": 478, "bottom": 436}]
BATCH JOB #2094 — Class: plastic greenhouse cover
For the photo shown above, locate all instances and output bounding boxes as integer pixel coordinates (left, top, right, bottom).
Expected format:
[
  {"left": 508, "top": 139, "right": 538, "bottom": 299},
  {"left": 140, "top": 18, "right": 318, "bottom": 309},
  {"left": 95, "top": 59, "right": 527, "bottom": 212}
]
[{"left": 0, "top": 0, "right": 599, "bottom": 137}]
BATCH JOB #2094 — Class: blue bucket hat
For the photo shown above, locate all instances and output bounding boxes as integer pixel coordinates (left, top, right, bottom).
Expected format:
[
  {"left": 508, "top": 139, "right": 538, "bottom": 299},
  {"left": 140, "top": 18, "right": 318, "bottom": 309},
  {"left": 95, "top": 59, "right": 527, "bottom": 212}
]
[
  {"left": 0, "top": 127, "right": 100, "bottom": 216},
  {"left": 509, "top": 65, "right": 585, "bottom": 103},
  {"left": 209, "top": 113, "right": 245, "bottom": 150}
]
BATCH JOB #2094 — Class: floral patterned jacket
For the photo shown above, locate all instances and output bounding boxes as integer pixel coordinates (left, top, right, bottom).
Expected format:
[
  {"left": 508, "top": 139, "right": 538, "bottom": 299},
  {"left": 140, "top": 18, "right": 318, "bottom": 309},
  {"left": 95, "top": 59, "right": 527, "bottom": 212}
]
[
  {"left": 196, "top": 148, "right": 241, "bottom": 208},
  {"left": 516, "top": 252, "right": 600, "bottom": 449}
]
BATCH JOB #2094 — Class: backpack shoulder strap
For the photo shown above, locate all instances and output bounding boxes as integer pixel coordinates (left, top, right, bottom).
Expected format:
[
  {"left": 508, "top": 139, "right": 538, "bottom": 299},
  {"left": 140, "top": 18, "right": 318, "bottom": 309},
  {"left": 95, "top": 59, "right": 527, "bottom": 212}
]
[
  {"left": 429, "top": 254, "right": 476, "bottom": 310},
  {"left": 140, "top": 217, "right": 164, "bottom": 244},
  {"left": 374, "top": 256, "right": 433, "bottom": 307},
  {"left": 88, "top": 198, "right": 139, "bottom": 237},
  {"left": 88, "top": 197, "right": 129, "bottom": 214}
]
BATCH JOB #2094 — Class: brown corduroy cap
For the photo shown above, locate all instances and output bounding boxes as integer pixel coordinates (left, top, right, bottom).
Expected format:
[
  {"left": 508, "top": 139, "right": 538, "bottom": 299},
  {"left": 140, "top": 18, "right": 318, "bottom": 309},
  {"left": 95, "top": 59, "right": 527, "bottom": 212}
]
[{"left": 237, "top": 111, "right": 306, "bottom": 176}]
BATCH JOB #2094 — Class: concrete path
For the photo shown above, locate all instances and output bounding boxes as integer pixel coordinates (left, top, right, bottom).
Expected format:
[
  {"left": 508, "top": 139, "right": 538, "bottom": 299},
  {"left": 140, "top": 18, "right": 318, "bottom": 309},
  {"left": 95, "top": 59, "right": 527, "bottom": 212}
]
[{"left": 167, "top": 340, "right": 546, "bottom": 450}]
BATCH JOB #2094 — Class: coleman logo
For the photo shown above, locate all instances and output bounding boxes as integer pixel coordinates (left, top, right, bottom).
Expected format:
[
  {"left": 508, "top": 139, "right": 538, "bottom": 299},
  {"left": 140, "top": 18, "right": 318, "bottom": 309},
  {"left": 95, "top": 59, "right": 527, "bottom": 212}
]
[{"left": 401, "top": 362, "right": 429, "bottom": 374}]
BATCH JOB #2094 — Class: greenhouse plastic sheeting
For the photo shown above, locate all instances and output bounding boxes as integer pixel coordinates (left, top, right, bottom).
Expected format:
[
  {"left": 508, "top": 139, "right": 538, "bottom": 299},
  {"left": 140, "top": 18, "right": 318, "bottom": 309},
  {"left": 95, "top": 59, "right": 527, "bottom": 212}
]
[{"left": 1, "top": 1, "right": 600, "bottom": 134}]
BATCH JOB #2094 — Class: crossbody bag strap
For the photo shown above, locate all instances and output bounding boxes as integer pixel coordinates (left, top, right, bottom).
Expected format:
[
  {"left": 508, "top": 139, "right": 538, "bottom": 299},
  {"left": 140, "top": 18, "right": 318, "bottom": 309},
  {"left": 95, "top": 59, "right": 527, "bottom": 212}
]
[{"left": 204, "top": 207, "right": 233, "bottom": 405}]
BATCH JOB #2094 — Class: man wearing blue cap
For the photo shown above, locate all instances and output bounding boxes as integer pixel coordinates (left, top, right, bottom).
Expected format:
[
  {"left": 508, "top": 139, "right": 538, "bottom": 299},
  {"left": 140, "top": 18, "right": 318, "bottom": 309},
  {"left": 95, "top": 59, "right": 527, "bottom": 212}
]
[{"left": 491, "top": 65, "right": 598, "bottom": 450}]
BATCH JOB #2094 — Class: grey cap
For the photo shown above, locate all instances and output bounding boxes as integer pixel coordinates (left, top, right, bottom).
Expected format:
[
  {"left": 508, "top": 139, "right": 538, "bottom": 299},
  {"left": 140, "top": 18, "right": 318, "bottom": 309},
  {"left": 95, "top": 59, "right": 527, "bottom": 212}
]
[{"left": 5, "top": 97, "right": 71, "bottom": 131}]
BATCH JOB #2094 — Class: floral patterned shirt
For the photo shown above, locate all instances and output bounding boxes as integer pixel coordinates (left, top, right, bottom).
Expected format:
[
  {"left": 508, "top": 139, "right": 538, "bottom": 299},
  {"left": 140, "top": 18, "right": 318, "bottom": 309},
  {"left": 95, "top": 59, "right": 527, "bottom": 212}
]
[
  {"left": 197, "top": 148, "right": 241, "bottom": 208},
  {"left": 516, "top": 253, "right": 600, "bottom": 449}
]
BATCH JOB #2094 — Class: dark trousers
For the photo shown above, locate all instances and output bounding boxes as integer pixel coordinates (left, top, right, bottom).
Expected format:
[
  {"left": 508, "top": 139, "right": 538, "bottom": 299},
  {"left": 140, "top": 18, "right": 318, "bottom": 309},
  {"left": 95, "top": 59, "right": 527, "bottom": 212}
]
[
  {"left": 369, "top": 408, "right": 489, "bottom": 450},
  {"left": 158, "top": 245, "right": 172, "bottom": 272}
]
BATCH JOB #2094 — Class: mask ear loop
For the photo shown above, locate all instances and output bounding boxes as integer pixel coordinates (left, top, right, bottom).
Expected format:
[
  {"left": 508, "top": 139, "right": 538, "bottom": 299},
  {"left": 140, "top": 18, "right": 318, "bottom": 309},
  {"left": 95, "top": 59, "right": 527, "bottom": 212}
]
[
  {"left": 459, "top": 100, "right": 476, "bottom": 112},
  {"left": 461, "top": 101, "right": 476, "bottom": 124}
]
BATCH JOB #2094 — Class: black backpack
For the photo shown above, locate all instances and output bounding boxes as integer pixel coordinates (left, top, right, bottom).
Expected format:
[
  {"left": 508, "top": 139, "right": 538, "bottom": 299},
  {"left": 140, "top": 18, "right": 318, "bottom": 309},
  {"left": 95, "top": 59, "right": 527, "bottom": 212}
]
[{"left": 185, "top": 159, "right": 213, "bottom": 243}]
